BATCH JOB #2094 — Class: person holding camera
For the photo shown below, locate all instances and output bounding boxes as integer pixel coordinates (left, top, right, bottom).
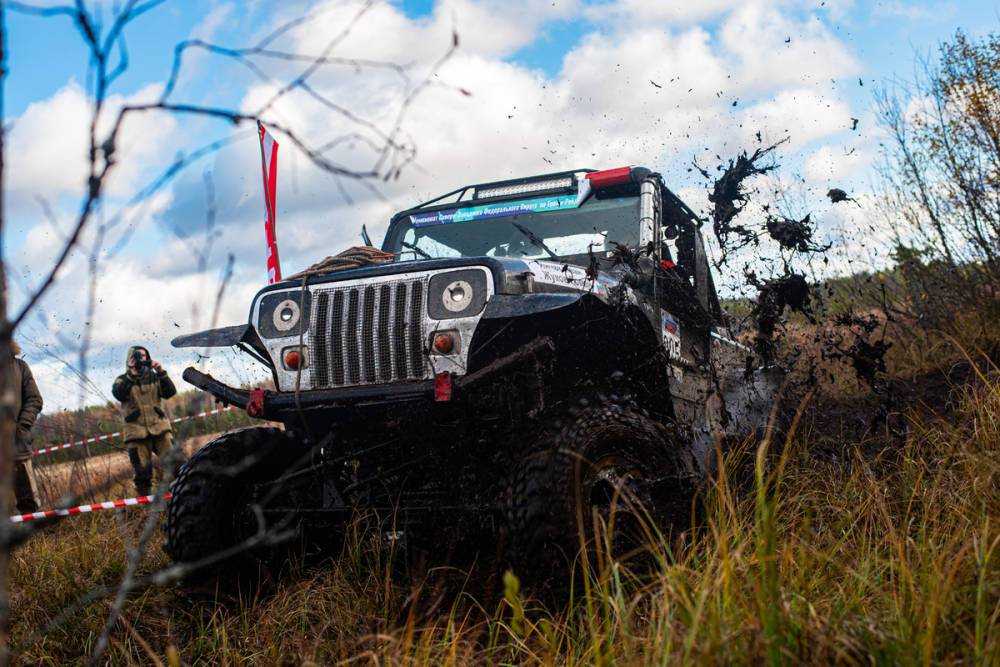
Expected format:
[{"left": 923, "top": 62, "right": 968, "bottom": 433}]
[{"left": 112, "top": 346, "right": 178, "bottom": 496}]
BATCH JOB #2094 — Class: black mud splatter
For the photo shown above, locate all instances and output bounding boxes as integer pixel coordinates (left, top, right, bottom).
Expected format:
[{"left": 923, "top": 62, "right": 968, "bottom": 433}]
[
  {"left": 746, "top": 271, "right": 813, "bottom": 363},
  {"left": 766, "top": 213, "right": 831, "bottom": 253},
  {"left": 826, "top": 187, "right": 857, "bottom": 205},
  {"left": 698, "top": 141, "right": 894, "bottom": 395},
  {"left": 846, "top": 337, "right": 892, "bottom": 387},
  {"left": 585, "top": 245, "right": 600, "bottom": 281},
  {"left": 697, "top": 141, "right": 784, "bottom": 257}
]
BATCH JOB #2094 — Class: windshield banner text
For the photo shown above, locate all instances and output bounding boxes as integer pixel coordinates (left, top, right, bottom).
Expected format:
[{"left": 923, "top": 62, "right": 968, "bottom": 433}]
[{"left": 409, "top": 194, "right": 579, "bottom": 228}]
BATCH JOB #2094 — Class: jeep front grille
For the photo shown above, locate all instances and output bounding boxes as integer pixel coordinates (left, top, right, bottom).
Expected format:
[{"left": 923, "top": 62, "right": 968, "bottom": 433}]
[{"left": 310, "top": 278, "right": 428, "bottom": 387}]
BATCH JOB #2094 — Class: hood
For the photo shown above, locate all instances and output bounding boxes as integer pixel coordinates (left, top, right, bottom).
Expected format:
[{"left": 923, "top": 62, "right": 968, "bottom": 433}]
[{"left": 255, "top": 255, "right": 624, "bottom": 304}]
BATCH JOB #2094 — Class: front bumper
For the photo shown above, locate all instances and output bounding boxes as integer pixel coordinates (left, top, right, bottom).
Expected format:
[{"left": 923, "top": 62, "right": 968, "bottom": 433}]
[{"left": 183, "top": 336, "right": 555, "bottom": 420}]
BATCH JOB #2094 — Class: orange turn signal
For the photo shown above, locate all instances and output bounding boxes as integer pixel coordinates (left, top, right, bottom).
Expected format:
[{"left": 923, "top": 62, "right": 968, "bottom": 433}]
[
  {"left": 432, "top": 333, "right": 455, "bottom": 354},
  {"left": 284, "top": 349, "right": 302, "bottom": 369}
]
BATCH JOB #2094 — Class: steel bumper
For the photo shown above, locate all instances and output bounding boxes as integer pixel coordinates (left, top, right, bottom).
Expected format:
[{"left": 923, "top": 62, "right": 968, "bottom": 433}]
[{"left": 182, "top": 336, "right": 555, "bottom": 420}]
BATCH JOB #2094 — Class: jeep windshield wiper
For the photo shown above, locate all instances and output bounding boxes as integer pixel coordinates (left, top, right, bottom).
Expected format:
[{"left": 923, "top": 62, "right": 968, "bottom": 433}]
[
  {"left": 511, "top": 221, "right": 558, "bottom": 259},
  {"left": 400, "top": 239, "right": 432, "bottom": 260}
]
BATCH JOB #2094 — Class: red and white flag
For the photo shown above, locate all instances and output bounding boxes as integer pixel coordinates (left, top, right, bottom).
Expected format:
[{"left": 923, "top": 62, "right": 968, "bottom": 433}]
[{"left": 258, "top": 121, "right": 282, "bottom": 283}]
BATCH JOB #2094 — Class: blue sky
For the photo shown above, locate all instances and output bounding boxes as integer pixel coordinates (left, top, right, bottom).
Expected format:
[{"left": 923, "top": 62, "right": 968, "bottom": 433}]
[{"left": 3, "top": 0, "right": 997, "bottom": 411}]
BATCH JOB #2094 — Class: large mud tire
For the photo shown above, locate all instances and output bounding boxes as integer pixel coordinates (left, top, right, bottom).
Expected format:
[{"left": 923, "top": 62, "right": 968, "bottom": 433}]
[
  {"left": 165, "top": 427, "right": 309, "bottom": 588},
  {"left": 502, "top": 397, "right": 696, "bottom": 589}
]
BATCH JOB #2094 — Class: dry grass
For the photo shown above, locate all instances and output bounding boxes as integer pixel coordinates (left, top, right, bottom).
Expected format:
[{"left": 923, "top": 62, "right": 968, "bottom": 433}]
[
  {"left": 7, "top": 345, "right": 1000, "bottom": 664},
  {"left": 30, "top": 433, "right": 220, "bottom": 508}
]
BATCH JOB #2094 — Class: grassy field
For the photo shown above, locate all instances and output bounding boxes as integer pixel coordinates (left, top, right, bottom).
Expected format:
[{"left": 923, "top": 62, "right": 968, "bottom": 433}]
[{"left": 8, "top": 328, "right": 999, "bottom": 665}]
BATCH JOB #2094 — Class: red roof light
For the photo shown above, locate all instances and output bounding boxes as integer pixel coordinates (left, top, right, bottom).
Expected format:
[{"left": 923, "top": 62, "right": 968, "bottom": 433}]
[{"left": 585, "top": 166, "right": 633, "bottom": 189}]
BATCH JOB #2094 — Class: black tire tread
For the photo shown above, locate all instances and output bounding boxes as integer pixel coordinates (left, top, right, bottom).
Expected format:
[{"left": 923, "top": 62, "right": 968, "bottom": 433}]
[
  {"left": 502, "top": 395, "right": 694, "bottom": 583},
  {"left": 164, "top": 426, "right": 303, "bottom": 582}
]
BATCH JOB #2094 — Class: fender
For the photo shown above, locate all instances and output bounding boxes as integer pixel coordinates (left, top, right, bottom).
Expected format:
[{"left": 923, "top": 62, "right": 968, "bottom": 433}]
[
  {"left": 482, "top": 293, "right": 583, "bottom": 319},
  {"left": 172, "top": 324, "right": 252, "bottom": 348}
]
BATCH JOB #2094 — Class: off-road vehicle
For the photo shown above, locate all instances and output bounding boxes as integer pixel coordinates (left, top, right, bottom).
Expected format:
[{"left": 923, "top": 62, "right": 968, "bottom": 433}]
[{"left": 165, "top": 166, "right": 777, "bottom": 584}]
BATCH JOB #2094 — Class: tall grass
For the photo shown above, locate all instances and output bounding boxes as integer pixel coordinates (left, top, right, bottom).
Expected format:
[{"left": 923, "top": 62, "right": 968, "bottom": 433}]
[{"left": 8, "top": 366, "right": 997, "bottom": 664}]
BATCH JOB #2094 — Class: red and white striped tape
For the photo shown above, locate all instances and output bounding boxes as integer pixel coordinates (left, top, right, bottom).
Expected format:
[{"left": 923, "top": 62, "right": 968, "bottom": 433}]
[
  {"left": 9, "top": 492, "right": 171, "bottom": 523},
  {"left": 31, "top": 406, "right": 235, "bottom": 456}
]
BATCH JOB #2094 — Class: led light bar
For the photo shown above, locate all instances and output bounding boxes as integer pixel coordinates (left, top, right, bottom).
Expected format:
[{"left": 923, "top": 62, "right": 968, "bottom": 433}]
[{"left": 475, "top": 176, "right": 574, "bottom": 200}]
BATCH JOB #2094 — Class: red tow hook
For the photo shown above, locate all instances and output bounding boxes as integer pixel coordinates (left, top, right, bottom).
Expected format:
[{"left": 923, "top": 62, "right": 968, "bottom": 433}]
[
  {"left": 434, "top": 371, "right": 453, "bottom": 402},
  {"left": 246, "top": 388, "right": 267, "bottom": 417}
]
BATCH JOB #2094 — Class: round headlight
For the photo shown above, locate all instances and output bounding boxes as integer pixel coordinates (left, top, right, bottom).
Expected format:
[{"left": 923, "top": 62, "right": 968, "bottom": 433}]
[
  {"left": 272, "top": 299, "right": 301, "bottom": 332},
  {"left": 427, "top": 269, "right": 487, "bottom": 320},
  {"left": 442, "top": 280, "right": 473, "bottom": 313}
]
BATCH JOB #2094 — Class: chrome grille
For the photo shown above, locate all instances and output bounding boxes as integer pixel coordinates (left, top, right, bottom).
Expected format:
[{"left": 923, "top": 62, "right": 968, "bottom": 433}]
[{"left": 310, "top": 277, "right": 428, "bottom": 387}]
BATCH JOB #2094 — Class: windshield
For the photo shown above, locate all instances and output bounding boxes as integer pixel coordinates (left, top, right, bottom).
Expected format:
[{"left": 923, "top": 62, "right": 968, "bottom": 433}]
[{"left": 384, "top": 194, "right": 641, "bottom": 261}]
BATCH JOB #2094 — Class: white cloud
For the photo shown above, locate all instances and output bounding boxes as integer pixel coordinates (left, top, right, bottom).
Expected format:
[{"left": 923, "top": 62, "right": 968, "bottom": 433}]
[
  {"left": 804, "top": 142, "right": 872, "bottom": 183},
  {"left": 718, "top": 4, "right": 858, "bottom": 93},
  {"left": 741, "top": 88, "right": 854, "bottom": 147},
  {"left": 872, "top": 1, "right": 957, "bottom": 22},
  {"left": 435, "top": 0, "right": 583, "bottom": 58},
  {"left": 282, "top": 0, "right": 582, "bottom": 64},
  {"left": 82, "top": 262, "right": 252, "bottom": 347},
  {"left": 5, "top": 83, "right": 91, "bottom": 210},
  {"left": 192, "top": 2, "right": 236, "bottom": 40},
  {"left": 585, "top": 0, "right": 778, "bottom": 25},
  {"left": 5, "top": 80, "right": 177, "bottom": 217}
]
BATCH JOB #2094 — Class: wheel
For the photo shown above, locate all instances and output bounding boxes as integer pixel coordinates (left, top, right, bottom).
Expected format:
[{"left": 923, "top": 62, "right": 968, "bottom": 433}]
[
  {"left": 164, "top": 427, "right": 311, "bottom": 587},
  {"left": 502, "top": 396, "right": 697, "bottom": 588}
]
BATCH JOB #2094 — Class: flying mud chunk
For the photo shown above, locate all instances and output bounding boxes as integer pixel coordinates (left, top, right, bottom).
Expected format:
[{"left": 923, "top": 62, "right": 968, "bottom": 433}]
[
  {"left": 700, "top": 141, "right": 783, "bottom": 256},
  {"left": 748, "top": 272, "right": 813, "bottom": 363},
  {"left": 766, "top": 213, "right": 831, "bottom": 253},
  {"left": 826, "top": 187, "right": 859, "bottom": 206}
]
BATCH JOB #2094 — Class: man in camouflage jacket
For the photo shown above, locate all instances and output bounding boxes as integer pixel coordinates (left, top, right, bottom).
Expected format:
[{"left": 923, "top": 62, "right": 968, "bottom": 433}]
[
  {"left": 112, "top": 346, "right": 178, "bottom": 495},
  {"left": 12, "top": 341, "right": 43, "bottom": 513}
]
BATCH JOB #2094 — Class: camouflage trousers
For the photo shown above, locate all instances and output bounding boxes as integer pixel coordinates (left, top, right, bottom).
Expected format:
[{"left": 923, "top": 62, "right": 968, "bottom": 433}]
[
  {"left": 127, "top": 432, "right": 178, "bottom": 496},
  {"left": 12, "top": 458, "right": 39, "bottom": 514}
]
